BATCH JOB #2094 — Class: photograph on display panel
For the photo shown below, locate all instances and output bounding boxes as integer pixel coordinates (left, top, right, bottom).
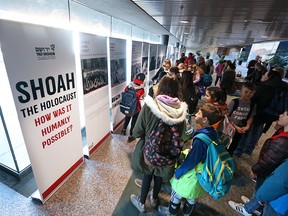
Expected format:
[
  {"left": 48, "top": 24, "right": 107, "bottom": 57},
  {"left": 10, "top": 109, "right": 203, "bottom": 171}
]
[
  {"left": 142, "top": 57, "right": 148, "bottom": 75},
  {"left": 131, "top": 61, "right": 141, "bottom": 81},
  {"left": 82, "top": 57, "right": 108, "bottom": 95},
  {"left": 110, "top": 58, "right": 126, "bottom": 87},
  {"left": 149, "top": 55, "right": 156, "bottom": 71}
]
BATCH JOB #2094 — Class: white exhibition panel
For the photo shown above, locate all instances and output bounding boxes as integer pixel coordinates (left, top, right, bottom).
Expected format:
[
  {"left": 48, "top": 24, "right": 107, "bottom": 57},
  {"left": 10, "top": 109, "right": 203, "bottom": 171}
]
[
  {"left": 158, "top": 45, "right": 167, "bottom": 68},
  {"left": 131, "top": 41, "right": 142, "bottom": 81},
  {"left": 148, "top": 44, "right": 158, "bottom": 89},
  {"left": 79, "top": 33, "right": 110, "bottom": 155},
  {"left": 0, "top": 20, "right": 83, "bottom": 202},
  {"left": 142, "top": 42, "right": 149, "bottom": 75},
  {"left": 109, "top": 38, "right": 127, "bottom": 130}
]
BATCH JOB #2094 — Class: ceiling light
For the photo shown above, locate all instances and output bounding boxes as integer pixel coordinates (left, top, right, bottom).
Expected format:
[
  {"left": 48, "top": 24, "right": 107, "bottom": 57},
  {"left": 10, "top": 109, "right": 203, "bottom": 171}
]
[
  {"left": 261, "top": 35, "right": 269, "bottom": 38},
  {"left": 180, "top": 20, "right": 190, "bottom": 24},
  {"left": 184, "top": 32, "right": 189, "bottom": 34}
]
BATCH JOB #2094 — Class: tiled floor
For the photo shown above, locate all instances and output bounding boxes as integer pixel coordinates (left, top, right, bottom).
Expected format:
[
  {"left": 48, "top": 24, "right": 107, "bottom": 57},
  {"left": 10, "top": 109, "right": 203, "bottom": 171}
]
[{"left": 0, "top": 115, "right": 275, "bottom": 216}]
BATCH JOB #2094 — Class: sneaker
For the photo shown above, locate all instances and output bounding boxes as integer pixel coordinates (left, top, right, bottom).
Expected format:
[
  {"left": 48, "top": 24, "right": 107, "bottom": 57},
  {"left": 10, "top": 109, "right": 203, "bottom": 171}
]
[
  {"left": 183, "top": 202, "right": 195, "bottom": 216},
  {"left": 240, "top": 196, "right": 261, "bottom": 216},
  {"left": 134, "top": 178, "right": 142, "bottom": 188},
  {"left": 228, "top": 201, "right": 252, "bottom": 216},
  {"left": 130, "top": 194, "right": 145, "bottom": 213},
  {"left": 127, "top": 136, "right": 136, "bottom": 143},
  {"left": 241, "top": 196, "right": 250, "bottom": 204},
  {"left": 149, "top": 190, "right": 159, "bottom": 208}
]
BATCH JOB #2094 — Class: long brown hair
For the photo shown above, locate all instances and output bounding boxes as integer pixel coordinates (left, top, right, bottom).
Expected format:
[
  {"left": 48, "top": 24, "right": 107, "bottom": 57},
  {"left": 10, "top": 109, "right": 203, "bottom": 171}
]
[{"left": 156, "top": 75, "right": 182, "bottom": 99}]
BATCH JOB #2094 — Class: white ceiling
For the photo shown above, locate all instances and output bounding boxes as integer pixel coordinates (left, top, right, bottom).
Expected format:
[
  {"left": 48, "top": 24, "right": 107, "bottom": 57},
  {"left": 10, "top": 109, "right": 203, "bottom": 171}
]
[{"left": 75, "top": 0, "right": 288, "bottom": 50}]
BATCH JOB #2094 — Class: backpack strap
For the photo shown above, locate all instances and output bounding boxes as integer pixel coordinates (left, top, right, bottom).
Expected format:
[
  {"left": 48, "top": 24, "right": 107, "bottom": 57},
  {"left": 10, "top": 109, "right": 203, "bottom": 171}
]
[
  {"left": 229, "top": 98, "right": 239, "bottom": 117},
  {"left": 246, "top": 101, "right": 256, "bottom": 120},
  {"left": 193, "top": 133, "right": 213, "bottom": 146}
]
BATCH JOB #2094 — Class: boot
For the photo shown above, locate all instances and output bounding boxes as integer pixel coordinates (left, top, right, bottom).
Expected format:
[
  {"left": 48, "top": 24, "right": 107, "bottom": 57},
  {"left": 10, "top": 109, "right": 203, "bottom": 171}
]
[{"left": 121, "top": 129, "right": 126, "bottom": 135}]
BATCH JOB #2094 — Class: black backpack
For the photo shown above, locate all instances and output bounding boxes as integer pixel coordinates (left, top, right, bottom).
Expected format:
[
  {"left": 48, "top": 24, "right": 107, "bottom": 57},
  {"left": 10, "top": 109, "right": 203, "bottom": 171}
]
[
  {"left": 120, "top": 88, "right": 138, "bottom": 115},
  {"left": 143, "top": 120, "right": 182, "bottom": 167}
]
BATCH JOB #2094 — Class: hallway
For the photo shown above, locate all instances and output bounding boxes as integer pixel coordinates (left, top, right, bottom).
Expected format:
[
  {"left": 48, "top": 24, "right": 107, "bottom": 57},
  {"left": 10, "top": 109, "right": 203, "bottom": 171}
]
[{"left": 0, "top": 118, "right": 274, "bottom": 216}]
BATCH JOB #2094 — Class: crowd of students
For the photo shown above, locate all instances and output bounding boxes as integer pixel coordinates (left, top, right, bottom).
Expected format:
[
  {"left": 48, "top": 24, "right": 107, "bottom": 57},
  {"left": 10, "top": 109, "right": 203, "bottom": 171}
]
[{"left": 121, "top": 53, "right": 288, "bottom": 216}]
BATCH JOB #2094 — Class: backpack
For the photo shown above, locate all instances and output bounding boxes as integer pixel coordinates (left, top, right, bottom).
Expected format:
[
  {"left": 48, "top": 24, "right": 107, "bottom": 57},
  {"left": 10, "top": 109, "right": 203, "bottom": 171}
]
[
  {"left": 194, "top": 133, "right": 234, "bottom": 199},
  {"left": 202, "top": 73, "right": 212, "bottom": 87},
  {"left": 120, "top": 88, "right": 138, "bottom": 115},
  {"left": 143, "top": 120, "right": 182, "bottom": 167},
  {"left": 262, "top": 85, "right": 288, "bottom": 121}
]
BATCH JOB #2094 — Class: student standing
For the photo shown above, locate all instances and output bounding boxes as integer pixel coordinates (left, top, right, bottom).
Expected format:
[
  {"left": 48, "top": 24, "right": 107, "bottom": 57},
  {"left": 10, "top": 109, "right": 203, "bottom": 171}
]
[
  {"left": 130, "top": 76, "right": 187, "bottom": 213},
  {"left": 158, "top": 103, "right": 223, "bottom": 216},
  {"left": 226, "top": 82, "right": 256, "bottom": 156},
  {"left": 121, "top": 73, "right": 145, "bottom": 142}
]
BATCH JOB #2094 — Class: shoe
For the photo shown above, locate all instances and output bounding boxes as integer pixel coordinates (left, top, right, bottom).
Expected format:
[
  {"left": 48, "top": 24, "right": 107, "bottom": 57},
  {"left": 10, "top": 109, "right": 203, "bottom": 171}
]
[
  {"left": 149, "top": 190, "right": 159, "bottom": 208},
  {"left": 183, "top": 202, "right": 195, "bottom": 216},
  {"left": 120, "top": 129, "right": 126, "bottom": 135},
  {"left": 134, "top": 178, "right": 142, "bottom": 188},
  {"left": 240, "top": 196, "right": 261, "bottom": 216},
  {"left": 127, "top": 136, "right": 136, "bottom": 143},
  {"left": 130, "top": 194, "right": 145, "bottom": 213},
  {"left": 228, "top": 201, "right": 252, "bottom": 216},
  {"left": 158, "top": 205, "right": 176, "bottom": 215},
  {"left": 241, "top": 196, "right": 250, "bottom": 204}
]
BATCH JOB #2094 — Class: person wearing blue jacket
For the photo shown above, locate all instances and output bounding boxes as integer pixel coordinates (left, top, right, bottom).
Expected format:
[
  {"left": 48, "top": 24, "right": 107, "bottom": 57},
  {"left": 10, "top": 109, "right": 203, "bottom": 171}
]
[
  {"left": 158, "top": 103, "right": 223, "bottom": 216},
  {"left": 229, "top": 159, "right": 288, "bottom": 216},
  {"left": 256, "top": 159, "right": 288, "bottom": 216}
]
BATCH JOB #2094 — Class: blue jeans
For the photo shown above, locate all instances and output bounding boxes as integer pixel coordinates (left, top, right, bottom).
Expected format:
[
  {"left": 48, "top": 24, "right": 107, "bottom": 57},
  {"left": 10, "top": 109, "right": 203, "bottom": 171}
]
[
  {"left": 263, "top": 204, "right": 282, "bottom": 216},
  {"left": 244, "top": 195, "right": 262, "bottom": 213},
  {"left": 234, "top": 123, "right": 264, "bottom": 157}
]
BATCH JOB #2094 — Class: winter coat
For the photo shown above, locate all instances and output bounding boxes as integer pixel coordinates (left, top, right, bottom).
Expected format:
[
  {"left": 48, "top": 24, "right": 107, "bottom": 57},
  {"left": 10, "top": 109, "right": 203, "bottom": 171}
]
[
  {"left": 251, "top": 74, "right": 286, "bottom": 124},
  {"left": 220, "top": 69, "right": 236, "bottom": 90},
  {"left": 252, "top": 129, "right": 288, "bottom": 178},
  {"left": 256, "top": 159, "right": 288, "bottom": 215},
  {"left": 215, "top": 62, "right": 225, "bottom": 77},
  {"left": 132, "top": 95, "right": 187, "bottom": 180}
]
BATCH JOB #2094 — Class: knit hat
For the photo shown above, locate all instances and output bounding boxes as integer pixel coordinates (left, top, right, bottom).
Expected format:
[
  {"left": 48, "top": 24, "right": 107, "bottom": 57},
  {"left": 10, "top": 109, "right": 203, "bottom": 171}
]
[{"left": 134, "top": 73, "right": 146, "bottom": 85}]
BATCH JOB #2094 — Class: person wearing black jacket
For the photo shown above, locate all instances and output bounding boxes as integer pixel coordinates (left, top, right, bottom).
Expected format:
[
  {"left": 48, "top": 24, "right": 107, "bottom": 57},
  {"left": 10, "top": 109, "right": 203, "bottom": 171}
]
[{"left": 234, "top": 67, "right": 286, "bottom": 157}]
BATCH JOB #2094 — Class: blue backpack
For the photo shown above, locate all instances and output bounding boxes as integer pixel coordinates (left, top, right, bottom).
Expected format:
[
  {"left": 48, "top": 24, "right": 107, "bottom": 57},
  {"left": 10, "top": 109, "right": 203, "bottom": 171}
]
[
  {"left": 202, "top": 73, "right": 212, "bottom": 87},
  {"left": 194, "top": 133, "right": 234, "bottom": 199}
]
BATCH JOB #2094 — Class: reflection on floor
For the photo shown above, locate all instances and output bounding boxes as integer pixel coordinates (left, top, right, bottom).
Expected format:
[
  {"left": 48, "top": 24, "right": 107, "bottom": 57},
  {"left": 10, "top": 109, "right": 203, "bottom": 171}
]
[{"left": 0, "top": 114, "right": 275, "bottom": 216}]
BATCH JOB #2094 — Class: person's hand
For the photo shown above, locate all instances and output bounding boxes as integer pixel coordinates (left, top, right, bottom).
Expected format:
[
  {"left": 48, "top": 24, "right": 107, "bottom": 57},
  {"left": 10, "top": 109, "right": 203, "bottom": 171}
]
[{"left": 233, "top": 124, "right": 246, "bottom": 134}]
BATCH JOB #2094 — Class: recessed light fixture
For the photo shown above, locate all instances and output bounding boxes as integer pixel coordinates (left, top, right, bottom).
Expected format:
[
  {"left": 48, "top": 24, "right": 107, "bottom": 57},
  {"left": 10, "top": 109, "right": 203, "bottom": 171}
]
[{"left": 180, "top": 20, "right": 190, "bottom": 24}]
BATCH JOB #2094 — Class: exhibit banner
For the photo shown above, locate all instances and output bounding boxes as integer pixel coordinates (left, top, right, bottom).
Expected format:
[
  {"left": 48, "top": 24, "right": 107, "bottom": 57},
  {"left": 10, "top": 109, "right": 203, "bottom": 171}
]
[
  {"left": 79, "top": 33, "right": 110, "bottom": 156},
  {"left": 131, "top": 41, "right": 142, "bottom": 81},
  {"left": 142, "top": 42, "right": 149, "bottom": 75},
  {"left": 0, "top": 20, "right": 83, "bottom": 202},
  {"left": 109, "top": 38, "right": 127, "bottom": 131},
  {"left": 157, "top": 45, "right": 167, "bottom": 69},
  {"left": 149, "top": 44, "right": 158, "bottom": 88}
]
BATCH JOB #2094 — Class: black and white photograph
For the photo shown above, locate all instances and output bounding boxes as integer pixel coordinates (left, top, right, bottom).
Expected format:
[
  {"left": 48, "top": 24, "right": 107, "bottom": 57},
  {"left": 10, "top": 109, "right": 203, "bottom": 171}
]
[
  {"left": 110, "top": 58, "right": 126, "bottom": 87},
  {"left": 81, "top": 57, "right": 108, "bottom": 95}
]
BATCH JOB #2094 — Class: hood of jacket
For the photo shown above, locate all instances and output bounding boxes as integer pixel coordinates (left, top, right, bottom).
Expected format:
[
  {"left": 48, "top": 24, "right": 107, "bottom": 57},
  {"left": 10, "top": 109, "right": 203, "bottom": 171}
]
[
  {"left": 144, "top": 95, "right": 187, "bottom": 125},
  {"left": 193, "top": 127, "right": 218, "bottom": 140},
  {"left": 129, "top": 81, "right": 145, "bottom": 90},
  {"left": 261, "top": 75, "right": 285, "bottom": 88}
]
